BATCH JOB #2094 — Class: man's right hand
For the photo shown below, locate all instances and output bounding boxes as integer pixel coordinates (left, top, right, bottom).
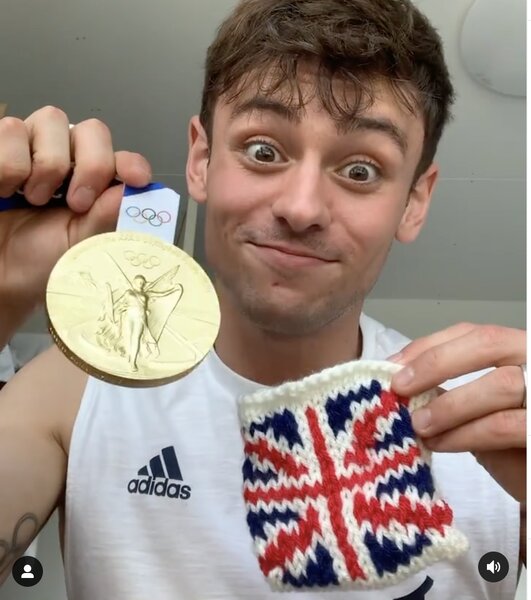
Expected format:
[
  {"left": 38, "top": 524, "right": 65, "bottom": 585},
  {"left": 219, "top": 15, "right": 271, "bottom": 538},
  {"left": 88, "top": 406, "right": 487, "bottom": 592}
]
[{"left": 0, "top": 106, "right": 153, "bottom": 344}]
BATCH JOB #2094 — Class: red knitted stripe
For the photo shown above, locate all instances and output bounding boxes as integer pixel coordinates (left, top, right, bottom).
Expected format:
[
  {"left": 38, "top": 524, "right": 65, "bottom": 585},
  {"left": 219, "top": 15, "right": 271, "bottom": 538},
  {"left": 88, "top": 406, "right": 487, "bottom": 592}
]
[
  {"left": 306, "top": 407, "right": 366, "bottom": 582},
  {"left": 243, "top": 480, "right": 322, "bottom": 505},
  {"left": 353, "top": 493, "right": 453, "bottom": 535},
  {"left": 259, "top": 505, "right": 322, "bottom": 575}
]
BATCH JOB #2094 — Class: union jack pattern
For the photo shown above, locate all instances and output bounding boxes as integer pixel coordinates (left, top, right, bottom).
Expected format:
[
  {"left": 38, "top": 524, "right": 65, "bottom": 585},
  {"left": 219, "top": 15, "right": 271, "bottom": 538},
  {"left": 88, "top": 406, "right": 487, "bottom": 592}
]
[{"left": 238, "top": 360, "right": 468, "bottom": 590}]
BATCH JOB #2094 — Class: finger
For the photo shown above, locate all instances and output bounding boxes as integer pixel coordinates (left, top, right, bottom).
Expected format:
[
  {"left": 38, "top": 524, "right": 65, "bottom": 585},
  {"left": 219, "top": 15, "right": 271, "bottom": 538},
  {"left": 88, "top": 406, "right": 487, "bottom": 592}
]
[
  {"left": 422, "top": 408, "right": 526, "bottom": 452},
  {"left": 66, "top": 119, "right": 116, "bottom": 213},
  {"left": 410, "top": 366, "right": 526, "bottom": 437},
  {"left": 68, "top": 184, "right": 124, "bottom": 243},
  {"left": 391, "top": 325, "right": 526, "bottom": 396},
  {"left": 22, "top": 106, "right": 71, "bottom": 206},
  {"left": 387, "top": 321, "right": 476, "bottom": 364},
  {"left": 114, "top": 151, "right": 152, "bottom": 188},
  {"left": 0, "top": 117, "right": 32, "bottom": 198},
  {"left": 66, "top": 151, "right": 152, "bottom": 242}
]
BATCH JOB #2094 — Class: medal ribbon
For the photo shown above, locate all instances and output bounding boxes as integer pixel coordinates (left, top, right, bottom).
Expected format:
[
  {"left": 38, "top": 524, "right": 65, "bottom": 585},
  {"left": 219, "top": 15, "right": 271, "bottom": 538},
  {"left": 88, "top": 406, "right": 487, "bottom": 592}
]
[
  {"left": 0, "top": 174, "right": 181, "bottom": 244},
  {"left": 117, "top": 183, "right": 180, "bottom": 244}
]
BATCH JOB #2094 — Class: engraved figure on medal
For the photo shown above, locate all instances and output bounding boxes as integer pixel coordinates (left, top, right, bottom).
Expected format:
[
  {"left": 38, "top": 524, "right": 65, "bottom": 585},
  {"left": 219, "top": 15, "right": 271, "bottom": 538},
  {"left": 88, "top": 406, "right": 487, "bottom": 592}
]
[{"left": 96, "top": 265, "right": 183, "bottom": 371}]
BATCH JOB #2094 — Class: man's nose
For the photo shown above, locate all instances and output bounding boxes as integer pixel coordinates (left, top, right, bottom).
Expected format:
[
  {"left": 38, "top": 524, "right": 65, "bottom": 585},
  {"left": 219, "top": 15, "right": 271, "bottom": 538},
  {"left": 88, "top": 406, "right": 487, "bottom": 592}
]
[{"left": 271, "top": 163, "right": 331, "bottom": 233}]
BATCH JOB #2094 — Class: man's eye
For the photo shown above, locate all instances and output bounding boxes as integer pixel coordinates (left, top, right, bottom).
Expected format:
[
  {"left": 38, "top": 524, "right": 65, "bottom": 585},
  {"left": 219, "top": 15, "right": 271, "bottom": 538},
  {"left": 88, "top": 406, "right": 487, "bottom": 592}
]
[
  {"left": 339, "top": 161, "right": 381, "bottom": 183},
  {"left": 245, "top": 142, "right": 280, "bottom": 163}
]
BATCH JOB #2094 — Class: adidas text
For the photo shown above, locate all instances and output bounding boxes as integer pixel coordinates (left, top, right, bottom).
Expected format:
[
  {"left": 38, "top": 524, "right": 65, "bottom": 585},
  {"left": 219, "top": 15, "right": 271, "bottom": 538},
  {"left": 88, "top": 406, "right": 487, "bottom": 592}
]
[{"left": 128, "top": 476, "right": 191, "bottom": 499}]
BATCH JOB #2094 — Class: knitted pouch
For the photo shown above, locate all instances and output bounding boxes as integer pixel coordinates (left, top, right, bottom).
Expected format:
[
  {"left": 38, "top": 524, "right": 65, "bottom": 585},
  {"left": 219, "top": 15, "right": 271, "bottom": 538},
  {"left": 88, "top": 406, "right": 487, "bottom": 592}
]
[{"left": 238, "top": 360, "right": 469, "bottom": 591}]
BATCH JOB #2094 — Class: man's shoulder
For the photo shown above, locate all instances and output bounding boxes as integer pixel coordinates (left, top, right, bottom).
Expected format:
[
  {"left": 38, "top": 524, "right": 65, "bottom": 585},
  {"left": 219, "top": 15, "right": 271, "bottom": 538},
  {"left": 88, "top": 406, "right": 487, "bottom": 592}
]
[{"left": 360, "top": 312, "right": 412, "bottom": 359}]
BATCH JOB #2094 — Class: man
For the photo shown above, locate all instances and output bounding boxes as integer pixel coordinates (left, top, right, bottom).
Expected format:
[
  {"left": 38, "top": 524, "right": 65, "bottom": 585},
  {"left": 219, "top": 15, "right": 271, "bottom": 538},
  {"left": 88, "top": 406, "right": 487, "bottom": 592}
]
[{"left": 0, "top": 0, "right": 525, "bottom": 598}]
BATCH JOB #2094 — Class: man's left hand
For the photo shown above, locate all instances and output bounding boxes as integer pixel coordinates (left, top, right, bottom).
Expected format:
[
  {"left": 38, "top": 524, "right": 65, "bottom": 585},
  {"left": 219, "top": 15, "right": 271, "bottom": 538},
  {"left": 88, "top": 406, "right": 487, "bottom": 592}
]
[{"left": 389, "top": 322, "right": 526, "bottom": 503}]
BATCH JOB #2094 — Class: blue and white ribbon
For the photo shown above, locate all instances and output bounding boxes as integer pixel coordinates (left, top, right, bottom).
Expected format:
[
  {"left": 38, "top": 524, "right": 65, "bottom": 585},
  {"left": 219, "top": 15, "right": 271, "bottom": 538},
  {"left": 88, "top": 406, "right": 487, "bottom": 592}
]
[{"left": 116, "top": 182, "right": 180, "bottom": 244}]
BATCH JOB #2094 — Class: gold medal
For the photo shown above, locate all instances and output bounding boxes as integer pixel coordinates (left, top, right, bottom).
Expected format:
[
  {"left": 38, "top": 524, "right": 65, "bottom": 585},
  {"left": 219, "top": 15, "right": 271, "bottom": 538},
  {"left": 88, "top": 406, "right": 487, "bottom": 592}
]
[{"left": 46, "top": 231, "right": 220, "bottom": 387}]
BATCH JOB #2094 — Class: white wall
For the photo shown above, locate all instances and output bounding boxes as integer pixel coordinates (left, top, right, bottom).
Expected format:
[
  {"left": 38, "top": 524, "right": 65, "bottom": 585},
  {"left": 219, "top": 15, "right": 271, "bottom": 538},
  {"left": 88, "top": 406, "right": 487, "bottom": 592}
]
[{"left": 363, "top": 298, "right": 526, "bottom": 338}]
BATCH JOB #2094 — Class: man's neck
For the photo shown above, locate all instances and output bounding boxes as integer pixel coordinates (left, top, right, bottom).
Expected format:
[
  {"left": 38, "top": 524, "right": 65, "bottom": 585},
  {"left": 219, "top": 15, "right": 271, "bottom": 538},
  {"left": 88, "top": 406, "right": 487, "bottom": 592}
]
[{"left": 213, "top": 294, "right": 363, "bottom": 387}]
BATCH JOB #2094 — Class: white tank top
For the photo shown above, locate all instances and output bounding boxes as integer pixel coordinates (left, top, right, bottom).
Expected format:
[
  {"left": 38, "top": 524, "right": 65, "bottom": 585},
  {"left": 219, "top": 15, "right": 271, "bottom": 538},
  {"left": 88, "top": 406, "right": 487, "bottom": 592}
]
[{"left": 64, "top": 313, "right": 520, "bottom": 599}]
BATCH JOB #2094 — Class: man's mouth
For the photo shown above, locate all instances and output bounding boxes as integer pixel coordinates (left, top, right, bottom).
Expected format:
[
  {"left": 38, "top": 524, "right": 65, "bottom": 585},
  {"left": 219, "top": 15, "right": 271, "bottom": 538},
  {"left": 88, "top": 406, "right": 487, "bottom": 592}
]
[{"left": 248, "top": 243, "right": 335, "bottom": 269}]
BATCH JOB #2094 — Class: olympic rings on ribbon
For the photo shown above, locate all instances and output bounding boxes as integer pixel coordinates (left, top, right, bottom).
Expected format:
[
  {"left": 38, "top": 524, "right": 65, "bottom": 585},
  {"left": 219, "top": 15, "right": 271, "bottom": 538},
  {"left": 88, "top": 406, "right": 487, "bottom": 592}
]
[{"left": 126, "top": 206, "right": 172, "bottom": 228}]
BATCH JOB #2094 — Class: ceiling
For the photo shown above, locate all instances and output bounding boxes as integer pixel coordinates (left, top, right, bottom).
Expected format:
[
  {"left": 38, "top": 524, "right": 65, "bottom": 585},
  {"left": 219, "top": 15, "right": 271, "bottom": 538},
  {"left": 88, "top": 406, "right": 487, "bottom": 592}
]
[{"left": 0, "top": 0, "right": 525, "bottom": 301}]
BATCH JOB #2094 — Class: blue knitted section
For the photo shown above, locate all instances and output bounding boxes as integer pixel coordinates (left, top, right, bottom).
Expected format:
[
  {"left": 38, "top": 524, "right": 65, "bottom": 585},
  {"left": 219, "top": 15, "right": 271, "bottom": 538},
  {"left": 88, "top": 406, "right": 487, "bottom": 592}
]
[
  {"left": 242, "top": 458, "right": 277, "bottom": 486},
  {"left": 281, "top": 543, "right": 339, "bottom": 588},
  {"left": 364, "top": 531, "right": 433, "bottom": 577},
  {"left": 374, "top": 405, "right": 415, "bottom": 453},
  {"left": 326, "top": 380, "right": 382, "bottom": 436},
  {"left": 376, "top": 463, "right": 435, "bottom": 499},
  {"left": 249, "top": 409, "right": 303, "bottom": 448},
  {"left": 247, "top": 507, "right": 299, "bottom": 541}
]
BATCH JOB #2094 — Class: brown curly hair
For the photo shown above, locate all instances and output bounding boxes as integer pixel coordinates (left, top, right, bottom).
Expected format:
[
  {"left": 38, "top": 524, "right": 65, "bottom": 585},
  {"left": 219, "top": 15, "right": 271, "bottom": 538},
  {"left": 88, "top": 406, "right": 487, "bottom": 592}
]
[{"left": 199, "top": 0, "right": 455, "bottom": 182}]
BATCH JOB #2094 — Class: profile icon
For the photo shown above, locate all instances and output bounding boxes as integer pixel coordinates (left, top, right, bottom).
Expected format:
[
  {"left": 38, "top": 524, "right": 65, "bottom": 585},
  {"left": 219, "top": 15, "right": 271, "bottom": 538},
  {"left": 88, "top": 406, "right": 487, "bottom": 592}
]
[
  {"left": 11, "top": 556, "right": 43, "bottom": 587},
  {"left": 21, "top": 564, "right": 34, "bottom": 579}
]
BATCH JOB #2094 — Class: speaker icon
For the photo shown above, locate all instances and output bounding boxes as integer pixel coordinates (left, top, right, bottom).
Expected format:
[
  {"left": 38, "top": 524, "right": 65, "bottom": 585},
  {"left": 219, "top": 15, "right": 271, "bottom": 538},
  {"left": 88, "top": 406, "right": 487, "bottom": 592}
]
[
  {"left": 486, "top": 560, "right": 501, "bottom": 574},
  {"left": 479, "top": 552, "right": 509, "bottom": 582}
]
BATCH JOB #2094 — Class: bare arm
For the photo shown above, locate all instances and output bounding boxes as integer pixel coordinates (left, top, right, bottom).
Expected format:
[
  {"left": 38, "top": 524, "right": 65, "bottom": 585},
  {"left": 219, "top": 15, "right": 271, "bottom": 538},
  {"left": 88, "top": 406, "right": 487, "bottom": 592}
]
[
  {"left": 0, "top": 345, "right": 85, "bottom": 585},
  {"left": 148, "top": 288, "right": 178, "bottom": 298}
]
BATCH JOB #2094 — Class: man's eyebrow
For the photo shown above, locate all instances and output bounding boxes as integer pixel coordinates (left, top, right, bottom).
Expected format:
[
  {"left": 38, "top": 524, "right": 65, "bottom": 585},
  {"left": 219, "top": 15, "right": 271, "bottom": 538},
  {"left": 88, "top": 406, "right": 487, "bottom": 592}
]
[
  {"left": 230, "top": 96, "right": 408, "bottom": 156},
  {"left": 229, "top": 96, "right": 303, "bottom": 125},
  {"left": 348, "top": 116, "right": 408, "bottom": 157}
]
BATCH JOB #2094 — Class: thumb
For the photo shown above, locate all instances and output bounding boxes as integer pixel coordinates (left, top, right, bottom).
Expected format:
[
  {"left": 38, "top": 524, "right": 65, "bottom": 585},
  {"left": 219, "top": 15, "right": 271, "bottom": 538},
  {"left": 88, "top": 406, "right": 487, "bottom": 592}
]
[{"left": 71, "top": 183, "right": 124, "bottom": 243}]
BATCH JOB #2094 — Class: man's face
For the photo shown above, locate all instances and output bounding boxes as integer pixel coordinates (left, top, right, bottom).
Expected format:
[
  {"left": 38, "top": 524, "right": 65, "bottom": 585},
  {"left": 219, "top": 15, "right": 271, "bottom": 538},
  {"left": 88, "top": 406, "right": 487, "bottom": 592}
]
[{"left": 189, "top": 72, "right": 433, "bottom": 336}]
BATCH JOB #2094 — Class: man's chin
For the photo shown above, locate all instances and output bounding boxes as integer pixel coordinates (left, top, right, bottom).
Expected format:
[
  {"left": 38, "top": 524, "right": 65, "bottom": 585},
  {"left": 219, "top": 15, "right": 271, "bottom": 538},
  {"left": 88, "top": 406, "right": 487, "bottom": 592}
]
[{"left": 242, "top": 298, "right": 332, "bottom": 336}]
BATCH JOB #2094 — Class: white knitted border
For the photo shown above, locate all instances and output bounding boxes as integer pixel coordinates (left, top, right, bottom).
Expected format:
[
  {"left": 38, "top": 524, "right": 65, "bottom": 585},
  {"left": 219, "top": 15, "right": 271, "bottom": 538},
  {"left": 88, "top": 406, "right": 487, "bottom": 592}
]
[{"left": 238, "top": 360, "right": 436, "bottom": 422}]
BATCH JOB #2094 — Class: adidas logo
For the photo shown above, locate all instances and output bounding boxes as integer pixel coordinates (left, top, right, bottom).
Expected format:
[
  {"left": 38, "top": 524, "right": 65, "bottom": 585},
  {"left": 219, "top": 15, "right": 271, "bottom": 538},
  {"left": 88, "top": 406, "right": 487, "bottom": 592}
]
[{"left": 127, "top": 446, "right": 191, "bottom": 500}]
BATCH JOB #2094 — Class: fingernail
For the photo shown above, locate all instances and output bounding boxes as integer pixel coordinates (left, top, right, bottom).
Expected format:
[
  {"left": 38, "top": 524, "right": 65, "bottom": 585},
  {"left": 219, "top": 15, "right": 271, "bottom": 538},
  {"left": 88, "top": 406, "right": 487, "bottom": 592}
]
[
  {"left": 394, "top": 366, "right": 414, "bottom": 387},
  {"left": 412, "top": 408, "right": 432, "bottom": 432},
  {"left": 72, "top": 186, "right": 96, "bottom": 211},
  {"left": 387, "top": 352, "right": 403, "bottom": 363},
  {"left": 26, "top": 183, "right": 52, "bottom": 205}
]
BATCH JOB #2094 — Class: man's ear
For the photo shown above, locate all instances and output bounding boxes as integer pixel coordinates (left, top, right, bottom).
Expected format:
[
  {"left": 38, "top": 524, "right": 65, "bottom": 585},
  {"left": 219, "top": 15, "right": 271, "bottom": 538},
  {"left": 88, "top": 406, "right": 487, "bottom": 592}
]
[
  {"left": 186, "top": 115, "right": 210, "bottom": 204},
  {"left": 396, "top": 162, "right": 439, "bottom": 244}
]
